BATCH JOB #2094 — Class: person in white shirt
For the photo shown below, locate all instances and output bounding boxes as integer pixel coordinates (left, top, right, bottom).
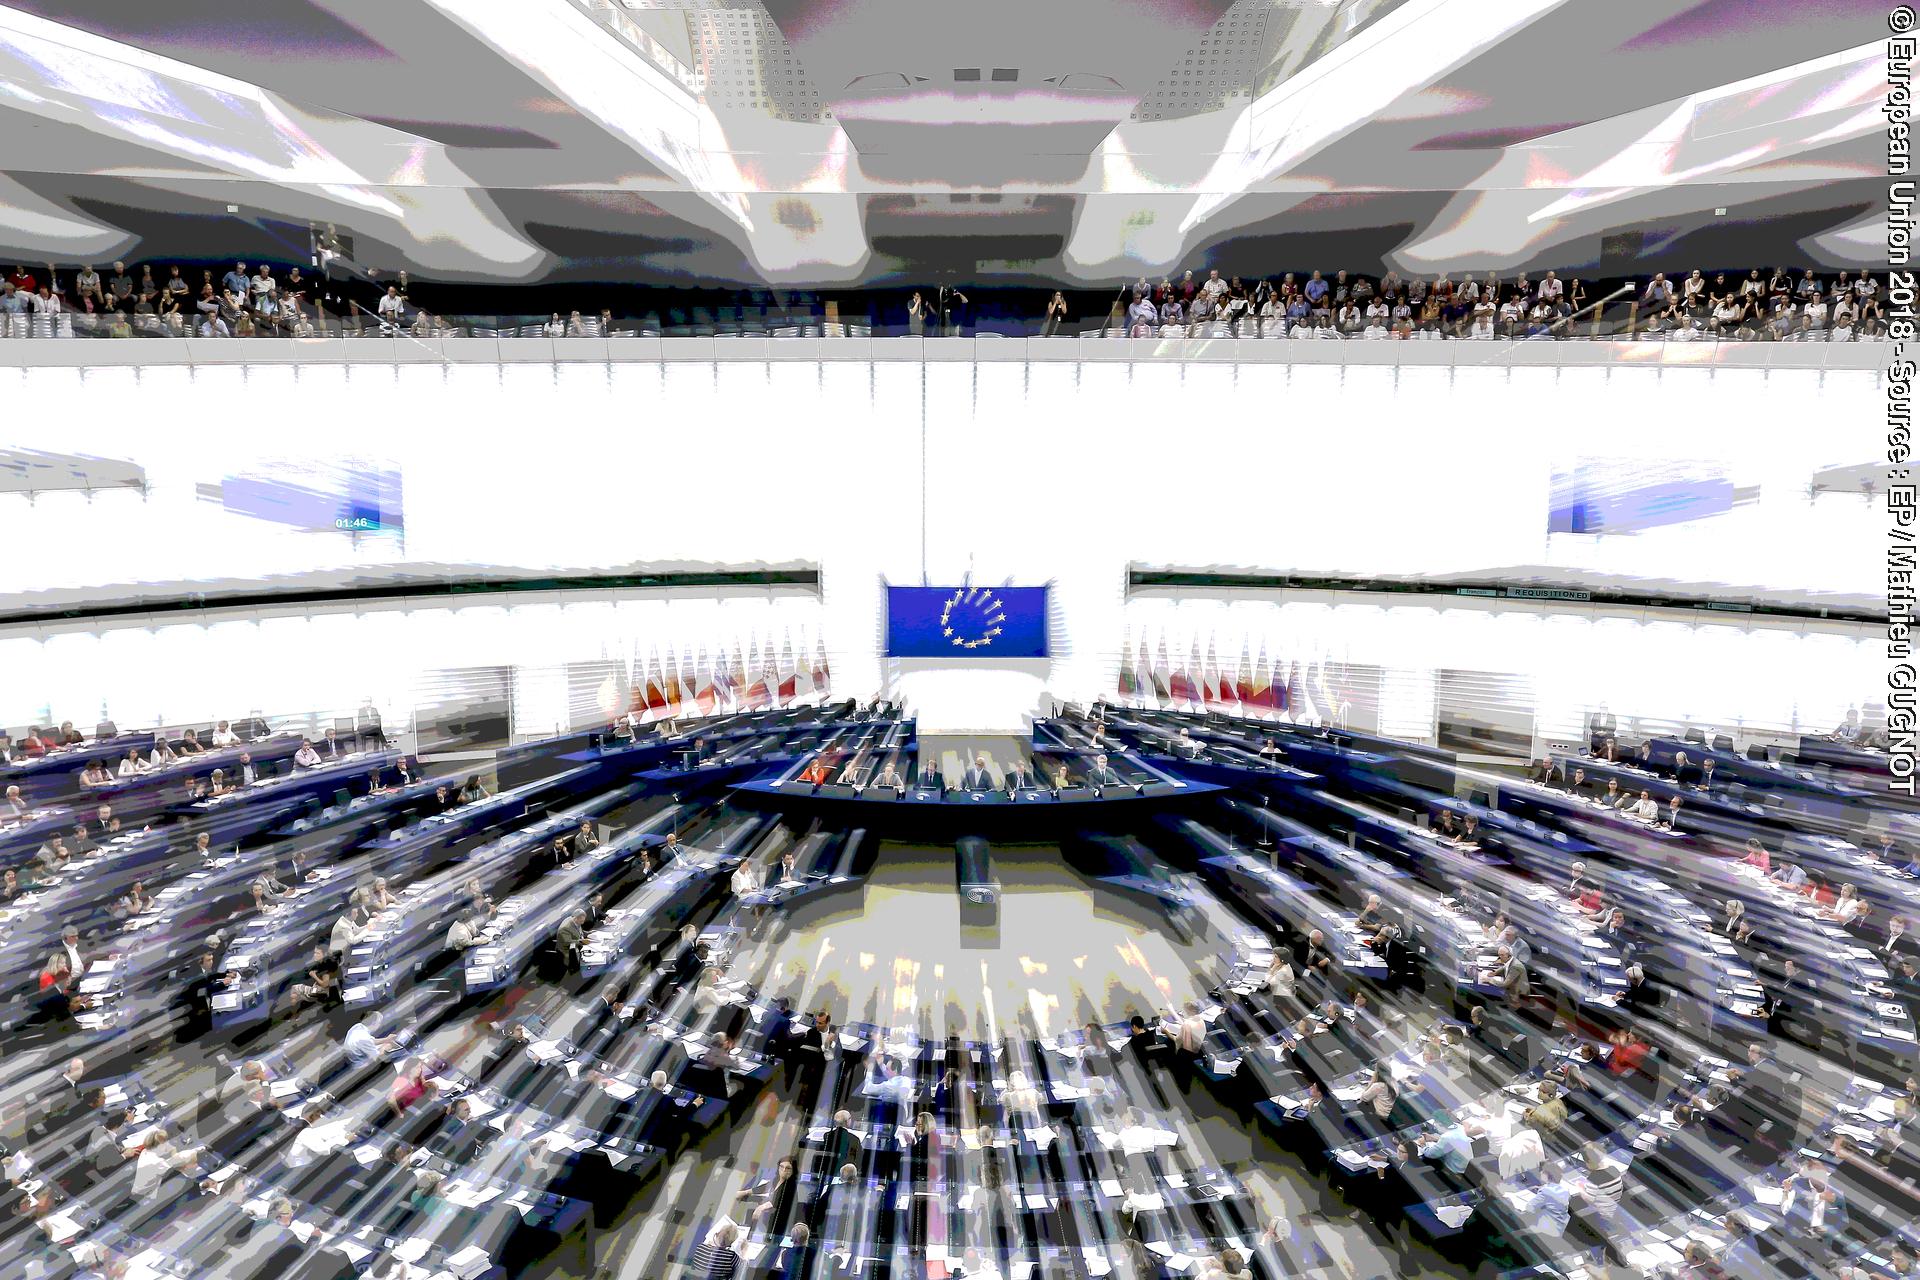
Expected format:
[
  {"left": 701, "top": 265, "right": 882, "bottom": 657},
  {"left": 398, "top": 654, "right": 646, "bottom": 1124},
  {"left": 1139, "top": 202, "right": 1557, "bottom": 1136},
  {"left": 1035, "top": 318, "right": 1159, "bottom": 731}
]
[
  {"left": 446, "top": 913, "right": 478, "bottom": 951},
  {"left": 344, "top": 1012, "right": 398, "bottom": 1065},
  {"left": 1826, "top": 883, "right": 1866, "bottom": 924},
  {"left": 283, "top": 1104, "right": 338, "bottom": 1169},
  {"left": 1681, "top": 269, "right": 1707, "bottom": 310},
  {"left": 373, "top": 285, "right": 404, "bottom": 332},
  {"left": 1267, "top": 954, "right": 1296, "bottom": 996},
  {"left": 249, "top": 266, "right": 275, "bottom": 312},
  {"left": 1804, "top": 296, "right": 1829, "bottom": 330},
  {"left": 293, "top": 740, "right": 321, "bottom": 769},
  {"left": 1176, "top": 1001, "right": 1207, "bottom": 1054},
  {"left": 1629, "top": 790, "right": 1658, "bottom": 821},
  {"left": 731, "top": 860, "right": 763, "bottom": 897},
  {"left": 210, "top": 720, "right": 239, "bottom": 747},
  {"left": 329, "top": 908, "right": 366, "bottom": 956},
  {"left": 1537, "top": 271, "right": 1563, "bottom": 303},
  {"left": 1470, "top": 311, "right": 1494, "bottom": 339},
  {"left": 61, "top": 927, "right": 87, "bottom": 980},
  {"left": 133, "top": 1131, "right": 196, "bottom": 1197},
  {"left": 148, "top": 739, "right": 178, "bottom": 768},
  {"left": 1830, "top": 297, "right": 1856, "bottom": 340},
  {"left": 1255, "top": 296, "right": 1280, "bottom": 336},
  {"left": 1362, "top": 320, "right": 1390, "bottom": 340},
  {"left": 116, "top": 748, "right": 148, "bottom": 777}
]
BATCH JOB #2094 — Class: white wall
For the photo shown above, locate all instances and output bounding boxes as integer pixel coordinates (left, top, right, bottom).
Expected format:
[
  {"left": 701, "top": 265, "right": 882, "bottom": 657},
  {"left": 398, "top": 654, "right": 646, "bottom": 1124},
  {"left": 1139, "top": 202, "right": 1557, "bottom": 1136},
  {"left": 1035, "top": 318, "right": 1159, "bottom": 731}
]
[
  {"left": 0, "top": 358, "right": 1882, "bottom": 736},
  {"left": 0, "top": 587, "right": 823, "bottom": 746},
  {"left": 1122, "top": 591, "right": 1880, "bottom": 747}
]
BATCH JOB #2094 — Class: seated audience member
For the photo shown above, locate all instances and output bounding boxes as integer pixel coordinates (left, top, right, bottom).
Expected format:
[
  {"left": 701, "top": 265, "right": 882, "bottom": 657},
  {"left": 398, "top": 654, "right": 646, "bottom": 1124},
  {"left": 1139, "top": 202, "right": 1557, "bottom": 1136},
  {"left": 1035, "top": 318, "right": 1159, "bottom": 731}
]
[
  {"left": 387, "top": 1059, "right": 437, "bottom": 1119},
  {"left": 285, "top": 943, "right": 340, "bottom": 1013},
  {"left": 209, "top": 719, "right": 239, "bottom": 746},
  {"left": 293, "top": 739, "right": 321, "bottom": 769},
  {"left": 689, "top": 1223, "right": 742, "bottom": 1279},
  {"left": 177, "top": 728, "right": 206, "bottom": 755},
  {"left": 1522, "top": 1079, "right": 1569, "bottom": 1134},
  {"left": 344, "top": 1011, "right": 399, "bottom": 1065},
  {"left": 1416, "top": 1119, "right": 1481, "bottom": 1175},
  {"left": 554, "top": 910, "right": 588, "bottom": 970}
]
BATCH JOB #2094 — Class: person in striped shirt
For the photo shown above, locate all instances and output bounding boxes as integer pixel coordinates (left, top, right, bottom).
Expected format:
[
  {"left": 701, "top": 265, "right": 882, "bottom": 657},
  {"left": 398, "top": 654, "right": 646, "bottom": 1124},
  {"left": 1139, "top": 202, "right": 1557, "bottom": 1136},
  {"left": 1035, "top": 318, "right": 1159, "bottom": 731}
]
[
  {"left": 1577, "top": 1144, "right": 1624, "bottom": 1225},
  {"left": 689, "top": 1224, "right": 741, "bottom": 1279}
]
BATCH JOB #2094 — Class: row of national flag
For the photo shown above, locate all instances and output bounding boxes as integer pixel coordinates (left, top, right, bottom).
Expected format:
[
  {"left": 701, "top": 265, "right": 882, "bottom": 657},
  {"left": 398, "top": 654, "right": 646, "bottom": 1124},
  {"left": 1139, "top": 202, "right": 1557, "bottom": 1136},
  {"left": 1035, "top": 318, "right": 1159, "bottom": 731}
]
[
  {"left": 1116, "top": 631, "right": 1339, "bottom": 722},
  {"left": 627, "top": 631, "right": 831, "bottom": 721}
]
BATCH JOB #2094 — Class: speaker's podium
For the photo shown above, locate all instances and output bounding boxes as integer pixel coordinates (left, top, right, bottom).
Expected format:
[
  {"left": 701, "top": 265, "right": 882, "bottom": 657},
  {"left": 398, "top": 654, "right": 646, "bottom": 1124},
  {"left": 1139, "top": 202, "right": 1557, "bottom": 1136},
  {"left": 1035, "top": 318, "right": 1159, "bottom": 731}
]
[{"left": 955, "top": 836, "right": 999, "bottom": 927}]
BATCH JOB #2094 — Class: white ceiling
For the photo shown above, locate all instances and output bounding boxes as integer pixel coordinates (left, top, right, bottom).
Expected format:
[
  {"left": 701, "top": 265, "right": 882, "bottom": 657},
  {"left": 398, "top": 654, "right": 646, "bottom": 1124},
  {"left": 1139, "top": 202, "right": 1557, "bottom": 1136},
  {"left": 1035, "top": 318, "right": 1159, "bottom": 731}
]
[{"left": 0, "top": 0, "right": 1890, "bottom": 285}]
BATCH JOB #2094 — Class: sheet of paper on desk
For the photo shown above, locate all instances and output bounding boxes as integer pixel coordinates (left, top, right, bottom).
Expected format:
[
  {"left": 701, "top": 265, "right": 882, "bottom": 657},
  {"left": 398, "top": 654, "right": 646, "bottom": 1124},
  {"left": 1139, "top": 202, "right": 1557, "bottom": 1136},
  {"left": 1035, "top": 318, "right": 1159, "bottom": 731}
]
[
  {"left": 1083, "top": 1248, "right": 1112, "bottom": 1276},
  {"left": 446, "top": 1182, "right": 503, "bottom": 1208},
  {"left": 1433, "top": 1204, "right": 1474, "bottom": 1229},
  {"left": 394, "top": 1236, "right": 433, "bottom": 1263},
  {"left": 269, "top": 1079, "right": 301, "bottom": 1099},
  {"left": 443, "top": 1248, "right": 490, "bottom": 1280},
  {"left": 1099, "top": 1178, "right": 1123, "bottom": 1196},
  {"left": 353, "top": 1142, "right": 385, "bottom": 1166},
  {"left": 1166, "top": 1254, "right": 1195, "bottom": 1272},
  {"left": 291, "top": 1221, "right": 317, "bottom": 1243}
]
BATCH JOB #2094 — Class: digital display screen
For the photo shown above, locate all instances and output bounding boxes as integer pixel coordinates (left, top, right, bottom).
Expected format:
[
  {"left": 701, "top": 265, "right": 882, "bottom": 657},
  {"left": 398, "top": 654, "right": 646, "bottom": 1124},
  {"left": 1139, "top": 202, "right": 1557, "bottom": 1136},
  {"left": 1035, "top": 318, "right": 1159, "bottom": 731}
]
[{"left": 886, "top": 585, "right": 1049, "bottom": 658}]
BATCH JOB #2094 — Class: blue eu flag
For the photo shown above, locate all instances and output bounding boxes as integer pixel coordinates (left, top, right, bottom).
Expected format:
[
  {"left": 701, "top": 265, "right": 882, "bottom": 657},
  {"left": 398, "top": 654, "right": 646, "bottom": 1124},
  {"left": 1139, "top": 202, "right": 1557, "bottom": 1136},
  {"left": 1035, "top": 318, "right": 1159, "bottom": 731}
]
[{"left": 886, "top": 586, "right": 1049, "bottom": 658}]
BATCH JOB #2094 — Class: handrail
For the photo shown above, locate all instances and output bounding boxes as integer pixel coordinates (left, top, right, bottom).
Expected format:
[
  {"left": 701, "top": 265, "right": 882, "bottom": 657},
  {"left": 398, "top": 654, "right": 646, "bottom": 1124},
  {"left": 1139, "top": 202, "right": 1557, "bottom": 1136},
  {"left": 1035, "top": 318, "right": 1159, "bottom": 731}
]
[{"left": 0, "top": 326, "right": 1883, "bottom": 373}]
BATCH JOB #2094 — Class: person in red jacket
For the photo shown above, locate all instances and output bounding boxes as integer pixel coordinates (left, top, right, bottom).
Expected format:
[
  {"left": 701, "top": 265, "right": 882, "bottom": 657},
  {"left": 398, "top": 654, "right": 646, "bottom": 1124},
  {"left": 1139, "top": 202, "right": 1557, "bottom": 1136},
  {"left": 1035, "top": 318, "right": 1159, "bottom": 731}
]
[{"left": 1607, "top": 1027, "right": 1650, "bottom": 1078}]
